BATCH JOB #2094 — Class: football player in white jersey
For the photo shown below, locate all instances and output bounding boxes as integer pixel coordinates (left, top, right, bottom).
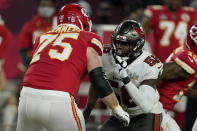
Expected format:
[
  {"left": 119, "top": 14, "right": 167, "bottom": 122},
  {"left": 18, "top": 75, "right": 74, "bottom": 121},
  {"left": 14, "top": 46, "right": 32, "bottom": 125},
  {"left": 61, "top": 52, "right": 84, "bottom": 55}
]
[{"left": 83, "top": 20, "right": 164, "bottom": 131}]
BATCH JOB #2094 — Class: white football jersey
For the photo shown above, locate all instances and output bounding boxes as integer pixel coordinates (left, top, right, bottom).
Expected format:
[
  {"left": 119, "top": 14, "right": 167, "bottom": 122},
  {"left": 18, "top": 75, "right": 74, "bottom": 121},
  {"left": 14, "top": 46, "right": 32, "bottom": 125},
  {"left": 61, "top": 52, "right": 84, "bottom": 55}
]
[{"left": 102, "top": 51, "right": 163, "bottom": 116}]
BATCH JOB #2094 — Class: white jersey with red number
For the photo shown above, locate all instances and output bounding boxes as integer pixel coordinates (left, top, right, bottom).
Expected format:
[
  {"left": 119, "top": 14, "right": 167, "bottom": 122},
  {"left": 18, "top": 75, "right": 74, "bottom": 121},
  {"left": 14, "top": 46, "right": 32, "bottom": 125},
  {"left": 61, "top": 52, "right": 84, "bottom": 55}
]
[{"left": 101, "top": 51, "right": 163, "bottom": 116}]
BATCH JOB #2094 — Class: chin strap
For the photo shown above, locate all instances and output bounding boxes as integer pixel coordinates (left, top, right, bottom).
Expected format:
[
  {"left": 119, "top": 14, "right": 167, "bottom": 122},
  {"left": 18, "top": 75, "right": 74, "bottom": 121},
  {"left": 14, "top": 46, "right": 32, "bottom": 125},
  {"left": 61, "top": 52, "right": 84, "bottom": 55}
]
[{"left": 112, "top": 50, "right": 128, "bottom": 68}]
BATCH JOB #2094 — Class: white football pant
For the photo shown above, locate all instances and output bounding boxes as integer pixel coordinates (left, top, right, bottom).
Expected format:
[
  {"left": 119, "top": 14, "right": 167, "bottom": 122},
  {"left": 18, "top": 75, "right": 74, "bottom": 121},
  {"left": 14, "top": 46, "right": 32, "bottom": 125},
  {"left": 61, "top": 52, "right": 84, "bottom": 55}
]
[
  {"left": 16, "top": 87, "right": 85, "bottom": 131},
  {"left": 161, "top": 110, "right": 181, "bottom": 131}
]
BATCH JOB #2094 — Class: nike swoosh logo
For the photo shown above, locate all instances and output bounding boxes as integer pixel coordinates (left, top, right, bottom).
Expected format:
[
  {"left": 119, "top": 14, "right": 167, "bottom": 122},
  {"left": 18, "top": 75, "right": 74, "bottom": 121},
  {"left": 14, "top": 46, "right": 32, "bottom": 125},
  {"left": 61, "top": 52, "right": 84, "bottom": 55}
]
[{"left": 188, "top": 56, "right": 194, "bottom": 63}]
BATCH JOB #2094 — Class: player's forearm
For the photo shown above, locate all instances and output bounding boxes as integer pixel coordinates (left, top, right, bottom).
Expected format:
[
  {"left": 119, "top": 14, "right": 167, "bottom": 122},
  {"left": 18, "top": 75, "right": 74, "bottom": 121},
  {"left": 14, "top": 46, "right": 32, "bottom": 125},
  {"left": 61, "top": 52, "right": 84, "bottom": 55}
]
[
  {"left": 86, "top": 85, "right": 99, "bottom": 109},
  {"left": 87, "top": 47, "right": 119, "bottom": 110},
  {"left": 101, "top": 92, "right": 119, "bottom": 110},
  {"left": 124, "top": 80, "right": 158, "bottom": 113}
]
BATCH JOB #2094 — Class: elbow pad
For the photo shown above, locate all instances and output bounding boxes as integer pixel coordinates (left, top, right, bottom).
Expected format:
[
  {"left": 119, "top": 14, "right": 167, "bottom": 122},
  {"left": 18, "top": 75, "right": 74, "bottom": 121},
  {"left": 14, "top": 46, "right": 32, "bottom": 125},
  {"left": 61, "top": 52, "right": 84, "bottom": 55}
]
[{"left": 89, "top": 67, "right": 113, "bottom": 98}]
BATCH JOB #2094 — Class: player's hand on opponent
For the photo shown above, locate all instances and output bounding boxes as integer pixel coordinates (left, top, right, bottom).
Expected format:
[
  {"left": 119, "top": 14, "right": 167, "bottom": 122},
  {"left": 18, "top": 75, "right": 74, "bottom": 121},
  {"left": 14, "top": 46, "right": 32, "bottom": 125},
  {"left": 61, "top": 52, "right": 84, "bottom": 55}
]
[
  {"left": 115, "top": 56, "right": 128, "bottom": 78},
  {"left": 112, "top": 105, "right": 130, "bottom": 126},
  {"left": 115, "top": 56, "right": 128, "bottom": 69}
]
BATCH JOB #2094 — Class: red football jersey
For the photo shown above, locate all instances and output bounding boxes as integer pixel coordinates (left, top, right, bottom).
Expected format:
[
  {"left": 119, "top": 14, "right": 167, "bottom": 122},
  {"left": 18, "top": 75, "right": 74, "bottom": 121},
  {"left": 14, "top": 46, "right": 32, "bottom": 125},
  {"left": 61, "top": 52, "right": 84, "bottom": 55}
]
[
  {"left": 144, "top": 5, "right": 197, "bottom": 62},
  {"left": 0, "top": 24, "right": 11, "bottom": 58},
  {"left": 157, "top": 46, "right": 197, "bottom": 110},
  {"left": 23, "top": 24, "right": 103, "bottom": 97}
]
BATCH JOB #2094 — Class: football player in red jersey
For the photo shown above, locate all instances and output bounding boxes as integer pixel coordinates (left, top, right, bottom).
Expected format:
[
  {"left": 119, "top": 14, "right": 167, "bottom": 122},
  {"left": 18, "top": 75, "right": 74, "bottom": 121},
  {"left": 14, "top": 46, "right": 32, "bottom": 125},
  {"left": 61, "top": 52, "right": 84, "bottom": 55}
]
[
  {"left": 158, "top": 24, "right": 197, "bottom": 130},
  {"left": 0, "top": 21, "right": 18, "bottom": 131},
  {"left": 143, "top": 0, "right": 197, "bottom": 62},
  {"left": 0, "top": 24, "right": 11, "bottom": 58},
  {"left": 16, "top": 3, "right": 129, "bottom": 131},
  {"left": 19, "top": 0, "right": 57, "bottom": 68}
]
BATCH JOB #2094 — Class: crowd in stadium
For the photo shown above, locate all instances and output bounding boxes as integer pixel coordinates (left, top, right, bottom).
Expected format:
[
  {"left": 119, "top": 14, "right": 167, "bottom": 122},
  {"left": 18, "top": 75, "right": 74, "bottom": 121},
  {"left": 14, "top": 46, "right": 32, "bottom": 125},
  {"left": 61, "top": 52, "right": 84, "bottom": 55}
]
[{"left": 0, "top": 0, "right": 197, "bottom": 131}]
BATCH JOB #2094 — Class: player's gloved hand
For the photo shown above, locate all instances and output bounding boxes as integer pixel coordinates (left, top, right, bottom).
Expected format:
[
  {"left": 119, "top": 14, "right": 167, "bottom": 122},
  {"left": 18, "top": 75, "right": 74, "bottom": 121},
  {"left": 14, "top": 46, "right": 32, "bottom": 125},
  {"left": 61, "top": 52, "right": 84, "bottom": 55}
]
[
  {"left": 115, "top": 56, "right": 128, "bottom": 78},
  {"left": 115, "top": 56, "right": 131, "bottom": 84},
  {"left": 118, "top": 65, "right": 128, "bottom": 79},
  {"left": 112, "top": 105, "right": 130, "bottom": 126},
  {"left": 83, "top": 107, "right": 93, "bottom": 124},
  {"left": 114, "top": 55, "right": 128, "bottom": 69}
]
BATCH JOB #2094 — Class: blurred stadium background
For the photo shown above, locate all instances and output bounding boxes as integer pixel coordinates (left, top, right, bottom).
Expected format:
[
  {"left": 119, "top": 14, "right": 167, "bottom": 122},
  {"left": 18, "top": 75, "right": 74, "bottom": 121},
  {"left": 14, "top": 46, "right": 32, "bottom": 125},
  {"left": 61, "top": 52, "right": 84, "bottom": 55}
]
[{"left": 0, "top": 0, "right": 196, "bottom": 131}]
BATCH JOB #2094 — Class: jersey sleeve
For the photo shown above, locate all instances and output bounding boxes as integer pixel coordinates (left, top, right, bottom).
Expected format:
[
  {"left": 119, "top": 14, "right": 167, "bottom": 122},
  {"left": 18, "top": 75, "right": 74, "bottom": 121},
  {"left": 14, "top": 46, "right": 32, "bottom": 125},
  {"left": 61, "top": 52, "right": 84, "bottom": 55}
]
[
  {"left": 174, "top": 51, "right": 197, "bottom": 74},
  {"left": 85, "top": 32, "right": 103, "bottom": 56},
  {"left": 142, "top": 55, "right": 163, "bottom": 81},
  {"left": 143, "top": 63, "right": 163, "bottom": 81}
]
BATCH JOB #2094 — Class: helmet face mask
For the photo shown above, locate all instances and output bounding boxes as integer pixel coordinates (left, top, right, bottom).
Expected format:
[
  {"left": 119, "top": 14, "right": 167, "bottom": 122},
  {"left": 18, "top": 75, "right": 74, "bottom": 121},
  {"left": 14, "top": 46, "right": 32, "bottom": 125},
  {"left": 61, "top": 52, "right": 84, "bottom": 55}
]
[
  {"left": 112, "top": 20, "right": 145, "bottom": 62},
  {"left": 186, "top": 24, "right": 197, "bottom": 55}
]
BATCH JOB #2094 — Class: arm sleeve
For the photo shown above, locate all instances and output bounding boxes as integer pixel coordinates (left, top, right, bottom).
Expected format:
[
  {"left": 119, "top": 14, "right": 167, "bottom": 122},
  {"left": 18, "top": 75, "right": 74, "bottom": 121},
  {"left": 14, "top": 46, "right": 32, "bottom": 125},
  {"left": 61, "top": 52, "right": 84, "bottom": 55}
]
[
  {"left": 89, "top": 67, "right": 113, "bottom": 98},
  {"left": 174, "top": 51, "right": 197, "bottom": 74},
  {"left": 124, "top": 82, "right": 159, "bottom": 113}
]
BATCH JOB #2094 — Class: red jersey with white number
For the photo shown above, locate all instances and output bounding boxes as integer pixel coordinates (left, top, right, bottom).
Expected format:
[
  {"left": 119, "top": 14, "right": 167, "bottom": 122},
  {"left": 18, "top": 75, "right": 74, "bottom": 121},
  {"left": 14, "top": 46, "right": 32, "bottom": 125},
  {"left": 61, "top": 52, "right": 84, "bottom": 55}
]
[
  {"left": 157, "top": 46, "right": 197, "bottom": 110},
  {"left": 144, "top": 5, "right": 197, "bottom": 62},
  {"left": 23, "top": 24, "right": 103, "bottom": 97}
]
